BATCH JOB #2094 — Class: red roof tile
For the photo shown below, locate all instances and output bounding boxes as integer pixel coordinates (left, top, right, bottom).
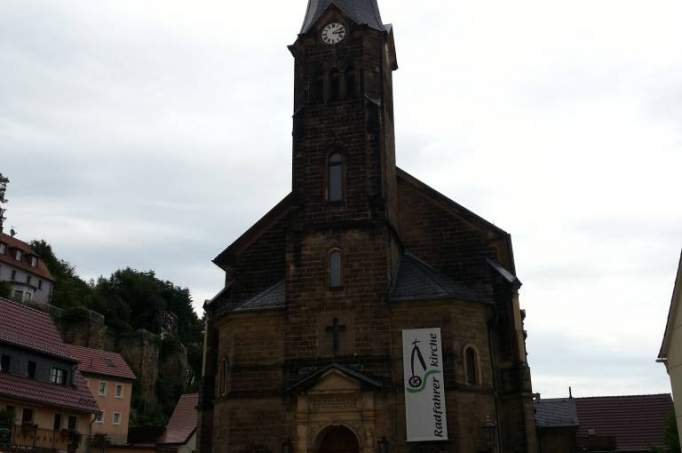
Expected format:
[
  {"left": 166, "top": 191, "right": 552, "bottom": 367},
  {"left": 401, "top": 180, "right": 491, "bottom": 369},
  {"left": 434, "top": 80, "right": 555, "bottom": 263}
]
[
  {"left": 157, "top": 393, "right": 198, "bottom": 445},
  {"left": 65, "top": 344, "right": 136, "bottom": 381},
  {"left": 0, "top": 233, "right": 54, "bottom": 281},
  {"left": 0, "top": 367, "right": 99, "bottom": 414},
  {"left": 0, "top": 297, "right": 74, "bottom": 361},
  {"left": 575, "top": 394, "right": 674, "bottom": 451}
]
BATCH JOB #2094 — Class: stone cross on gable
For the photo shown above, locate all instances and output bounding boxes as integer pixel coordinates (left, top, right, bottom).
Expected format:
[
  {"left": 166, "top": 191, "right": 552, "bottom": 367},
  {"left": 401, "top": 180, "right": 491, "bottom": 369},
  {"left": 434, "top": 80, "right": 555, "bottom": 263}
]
[{"left": 325, "top": 318, "right": 346, "bottom": 355}]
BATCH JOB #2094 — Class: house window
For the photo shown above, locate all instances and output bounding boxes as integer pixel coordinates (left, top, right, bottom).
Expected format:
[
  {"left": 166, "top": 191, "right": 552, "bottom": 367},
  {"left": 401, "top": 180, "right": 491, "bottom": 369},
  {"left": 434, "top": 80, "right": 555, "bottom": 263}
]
[
  {"left": 0, "top": 355, "right": 10, "bottom": 373},
  {"left": 27, "top": 361, "right": 36, "bottom": 379},
  {"left": 98, "top": 381, "right": 107, "bottom": 396},
  {"left": 21, "top": 409, "right": 33, "bottom": 424},
  {"left": 30, "top": 256, "right": 37, "bottom": 268},
  {"left": 53, "top": 413, "right": 62, "bottom": 431},
  {"left": 95, "top": 411, "right": 104, "bottom": 424},
  {"left": 12, "top": 290, "right": 22, "bottom": 302},
  {"left": 38, "top": 280, "right": 42, "bottom": 290},
  {"left": 26, "top": 275, "right": 31, "bottom": 285},
  {"left": 10, "top": 270, "right": 16, "bottom": 281},
  {"left": 15, "top": 250, "right": 22, "bottom": 261},
  {"left": 327, "top": 153, "right": 344, "bottom": 202},
  {"left": 112, "top": 412, "right": 121, "bottom": 425},
  {"left": 115, "top": 384, "right": 123, "bottom": 399},
  {"left": 25, "top": 292, "right": 32, "bottom": 302},
  {"left": 50, "top": 367, "right": 67, "bottom": 385},
  {"left": 0, "top": 243, "right": 5, "bottom": 254},
  {"left": 464, "top": 346, "right": 480, "bottom": 386},
  {"left": 67, "top": 416, "right": 77, "bottom": 431},
  {"left": 329, "top": 250, "right": 342, "bottom": 288}
]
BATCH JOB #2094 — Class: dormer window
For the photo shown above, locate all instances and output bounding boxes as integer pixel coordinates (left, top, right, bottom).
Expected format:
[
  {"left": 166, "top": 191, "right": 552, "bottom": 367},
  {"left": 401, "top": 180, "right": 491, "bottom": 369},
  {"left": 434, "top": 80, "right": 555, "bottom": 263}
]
[
  {"left": 328, "top": 153, "right": 344, "bottom": 202},
  {"left": 30, "top": 256, "right": 37, "bottom": 267}
]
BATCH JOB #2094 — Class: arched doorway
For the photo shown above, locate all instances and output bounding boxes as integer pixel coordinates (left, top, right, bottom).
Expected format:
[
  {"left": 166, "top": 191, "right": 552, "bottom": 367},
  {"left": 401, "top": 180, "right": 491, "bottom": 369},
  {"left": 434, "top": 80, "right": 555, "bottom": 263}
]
[{"left": 317, "top": 426, "right": 360, "bottom": 453}]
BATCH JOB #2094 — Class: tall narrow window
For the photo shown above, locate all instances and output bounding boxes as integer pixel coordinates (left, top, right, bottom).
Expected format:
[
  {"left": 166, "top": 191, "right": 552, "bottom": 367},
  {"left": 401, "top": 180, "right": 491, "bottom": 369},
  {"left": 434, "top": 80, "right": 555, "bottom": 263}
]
[
  {"left": 328, "top": 153, "right": 343, "bottom": 202},
  {"left": 328, "top": 68, "right": 341, "bottom": 101},
  {"left": 53, "top": 413, "right": 62, "bottom": 431},
  {"left": 345, "top": 66, "right": 357, "bottom": 98},
  {"left": 310, "top": 65, "right": 324, "bottom": 104},
  {"left": 464, "top": 346, "right": 479, "bottom": 386},
  {"left": 329, "top": 251, "right": 342, "bottom": 288},
  {"left": 220, "top": 359, "right": 229, "bottom": 395}
]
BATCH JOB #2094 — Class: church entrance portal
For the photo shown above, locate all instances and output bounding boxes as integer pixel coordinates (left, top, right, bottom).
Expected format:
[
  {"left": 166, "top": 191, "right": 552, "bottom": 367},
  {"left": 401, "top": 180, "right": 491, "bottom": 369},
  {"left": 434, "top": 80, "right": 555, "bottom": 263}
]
[{"left": 317, "top": 426, "right": 360, "bottom": 453}]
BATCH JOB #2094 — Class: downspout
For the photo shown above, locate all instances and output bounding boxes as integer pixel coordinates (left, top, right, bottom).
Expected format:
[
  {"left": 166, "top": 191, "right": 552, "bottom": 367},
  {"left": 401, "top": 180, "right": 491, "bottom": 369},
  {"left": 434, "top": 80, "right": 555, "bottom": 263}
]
[{"left": 487, "top": 313, "right": 503, "bottom": 452}]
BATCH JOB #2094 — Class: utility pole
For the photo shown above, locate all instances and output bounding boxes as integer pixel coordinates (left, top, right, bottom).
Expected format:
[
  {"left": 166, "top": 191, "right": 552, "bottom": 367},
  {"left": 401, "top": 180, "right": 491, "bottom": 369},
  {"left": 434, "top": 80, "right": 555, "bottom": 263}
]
[{"left": 0, "top": 174, "right": 8, "bottom": 235}]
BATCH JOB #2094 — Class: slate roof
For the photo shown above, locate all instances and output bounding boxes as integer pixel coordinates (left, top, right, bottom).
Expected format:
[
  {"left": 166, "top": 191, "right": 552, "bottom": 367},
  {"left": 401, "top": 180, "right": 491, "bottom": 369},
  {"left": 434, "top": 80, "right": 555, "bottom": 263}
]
[
  {"left": 232, "top": 281, "right": 285, "bottom": 312},
  {"left": 65, "top": 344, "right": 136, "bottom": 381},
  {"left": 391, "top": 253, "right": 490, "bottom": 303},
  {"left": 535, "top": 398, "right": 579, "bottom": 428},
  {"left": 575, "top": 394, "right": 673, "bottom": 451},
  {"left": 301, "top": 0, "right": 386, "bottom": 34},
  {"left": 0, "top": 233, "right": 54, "bottom": 281},
  {"left": 0, "top": 296, "right": 75, "bottom": 361},
  {"left": 157, "top": 393, "right": 198, "bottom": 445},
  {"left": 0, "top": 367, "right": 98, "bottom": 414}
]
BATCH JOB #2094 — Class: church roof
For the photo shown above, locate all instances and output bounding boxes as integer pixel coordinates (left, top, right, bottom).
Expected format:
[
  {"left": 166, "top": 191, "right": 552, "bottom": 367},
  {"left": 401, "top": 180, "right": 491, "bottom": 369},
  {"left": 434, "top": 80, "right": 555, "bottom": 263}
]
[
  {"left": 535, "top": 398, "right": 579, "bottom": 428},
  {"left": 232, "top": 280, "right": 285, "bottom": 312},
  {"left": 300, "top": 0, "right": 386, "bottom": 34},
  {"left": 391, "top": 253, "right": 491, "bottom": 303},
  {"left": 658, "top": 250, "right": 682, "bottom": 361}
]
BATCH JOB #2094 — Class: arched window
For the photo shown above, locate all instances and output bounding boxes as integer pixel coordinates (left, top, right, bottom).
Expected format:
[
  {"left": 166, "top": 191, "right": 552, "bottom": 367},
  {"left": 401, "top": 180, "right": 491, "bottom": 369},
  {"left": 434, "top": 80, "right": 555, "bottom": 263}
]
[
  {"left": 310, "top": 65, "right": 324, "bottom": 104},
  {"left": 328, "top": 153, "right": 344, "bottom": 202},
  {"left": 219, "top": 358, "right": 230, "bottom": 395},
  {"left": 328, "top": 68, "right": 341, "bottom": 101},
  {"left": 345, "top": 65, "right": 357, "bottom": 98},
  {"left": 464, "top": 346, "right": 479, "bottom": 386},
  {"left": 329, "top": 250, "right": 342, "bottom": 288}
]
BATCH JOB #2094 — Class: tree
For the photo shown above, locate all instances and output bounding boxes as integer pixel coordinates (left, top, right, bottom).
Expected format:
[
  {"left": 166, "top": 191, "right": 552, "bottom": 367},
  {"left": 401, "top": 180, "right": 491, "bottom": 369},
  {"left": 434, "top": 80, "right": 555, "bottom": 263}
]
[
  {"left": 0, "top": 281, "right": 10, "bottom": 299},
  {"left": 30, "top": 240, "right": 94, "bottom": 308}
]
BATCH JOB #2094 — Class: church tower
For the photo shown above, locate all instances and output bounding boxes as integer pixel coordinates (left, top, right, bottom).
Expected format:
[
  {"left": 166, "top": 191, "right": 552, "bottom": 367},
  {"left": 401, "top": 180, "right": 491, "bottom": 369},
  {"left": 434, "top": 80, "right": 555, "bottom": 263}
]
[{"left": 199, "top": 1, "right": 538, "bottom": 452}]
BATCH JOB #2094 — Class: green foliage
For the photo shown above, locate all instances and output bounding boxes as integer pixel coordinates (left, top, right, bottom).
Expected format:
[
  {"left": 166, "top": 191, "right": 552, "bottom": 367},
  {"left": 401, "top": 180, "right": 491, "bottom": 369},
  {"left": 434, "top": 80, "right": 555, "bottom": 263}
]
[
  {"left": 0, "top": 408, "right": 15, "bottom": 426},
  {"left": 29, "top": 241, "right": 204, "bottom": 427},
  {"left": 0, "top": 281, "right": 11, "bottom": 299},
  {"left": 30, "top": 240, "right": 94, "bottom": 309}
]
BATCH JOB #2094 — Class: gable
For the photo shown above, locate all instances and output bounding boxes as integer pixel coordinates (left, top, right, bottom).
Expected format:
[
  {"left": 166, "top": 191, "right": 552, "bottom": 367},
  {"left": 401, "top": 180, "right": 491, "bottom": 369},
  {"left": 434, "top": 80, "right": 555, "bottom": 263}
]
[
  {"left": 396, "top": 169, "right": 516, "bottom": 286},
  {"left": 213, "top": 193, "right": 293, "bottom": 271}
]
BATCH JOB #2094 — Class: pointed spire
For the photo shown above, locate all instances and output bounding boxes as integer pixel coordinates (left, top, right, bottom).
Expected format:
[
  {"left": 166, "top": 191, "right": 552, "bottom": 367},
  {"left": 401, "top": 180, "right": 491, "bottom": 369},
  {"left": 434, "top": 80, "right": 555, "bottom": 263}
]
[{"left": 301, "top": 0, "right": 386, "bottom": 34}]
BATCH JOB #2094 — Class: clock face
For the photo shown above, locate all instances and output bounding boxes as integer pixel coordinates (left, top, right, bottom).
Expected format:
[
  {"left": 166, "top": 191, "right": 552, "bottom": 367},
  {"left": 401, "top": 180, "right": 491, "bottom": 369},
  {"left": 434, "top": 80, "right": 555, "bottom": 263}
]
[{"left": 321, "top": 23, "right": 346, "bottom": 45}]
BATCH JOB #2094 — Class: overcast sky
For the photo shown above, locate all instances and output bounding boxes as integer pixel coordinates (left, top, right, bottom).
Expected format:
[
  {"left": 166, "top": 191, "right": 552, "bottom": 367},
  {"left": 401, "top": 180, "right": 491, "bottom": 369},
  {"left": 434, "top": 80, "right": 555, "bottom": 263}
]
[{"left": 2, "top": 0, "right": 681, "bottom": 398}]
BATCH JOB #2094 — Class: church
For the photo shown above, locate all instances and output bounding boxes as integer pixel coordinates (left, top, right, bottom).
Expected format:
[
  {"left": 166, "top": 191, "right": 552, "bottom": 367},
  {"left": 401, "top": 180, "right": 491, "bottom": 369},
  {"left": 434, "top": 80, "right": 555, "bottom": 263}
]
[{"left": 198, "top": 1, "right": 538, "bottom": 452}]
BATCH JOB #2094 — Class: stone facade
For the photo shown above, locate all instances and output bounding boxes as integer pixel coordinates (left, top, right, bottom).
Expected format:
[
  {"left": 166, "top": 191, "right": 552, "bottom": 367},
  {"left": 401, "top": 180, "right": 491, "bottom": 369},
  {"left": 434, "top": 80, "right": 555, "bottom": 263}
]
[{"left": 199, "top": 1, "right": 537, "bottom": 452}]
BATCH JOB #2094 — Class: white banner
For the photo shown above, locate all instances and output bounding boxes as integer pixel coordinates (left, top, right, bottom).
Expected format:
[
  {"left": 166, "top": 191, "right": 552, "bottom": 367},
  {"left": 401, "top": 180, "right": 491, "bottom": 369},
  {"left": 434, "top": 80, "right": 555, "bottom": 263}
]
[{"left": 402, "top": 328, "right": 448, "bottom": 442}]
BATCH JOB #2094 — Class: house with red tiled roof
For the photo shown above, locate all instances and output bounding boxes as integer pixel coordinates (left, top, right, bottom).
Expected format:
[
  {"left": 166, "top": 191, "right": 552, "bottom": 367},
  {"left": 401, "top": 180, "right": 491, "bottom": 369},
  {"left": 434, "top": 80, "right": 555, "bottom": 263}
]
[
  {"left": 0, "top": 296, "right": 98, "bottom": 453},
  {"left": 536, "top": 393, "right": 675, "bottom": 452},
  {"left": 157, "top": 394, "right": 198, "bottom": 453},
  {"left": 0, "top": 232, "right": 55, "bottom": 305},
  {"left": 65, "top": 344, "right": 136, "bottom": 446}
]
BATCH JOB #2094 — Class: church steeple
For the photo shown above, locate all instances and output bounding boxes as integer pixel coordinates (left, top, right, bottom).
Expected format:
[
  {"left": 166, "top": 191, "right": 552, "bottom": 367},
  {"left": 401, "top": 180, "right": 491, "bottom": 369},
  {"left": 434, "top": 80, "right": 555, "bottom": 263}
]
[
  {"left": 290, "top": 0, "right": 398, "bottom": 227},
  {"left": 300, "top": 0, "right": 386, "bottom": 34}
]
